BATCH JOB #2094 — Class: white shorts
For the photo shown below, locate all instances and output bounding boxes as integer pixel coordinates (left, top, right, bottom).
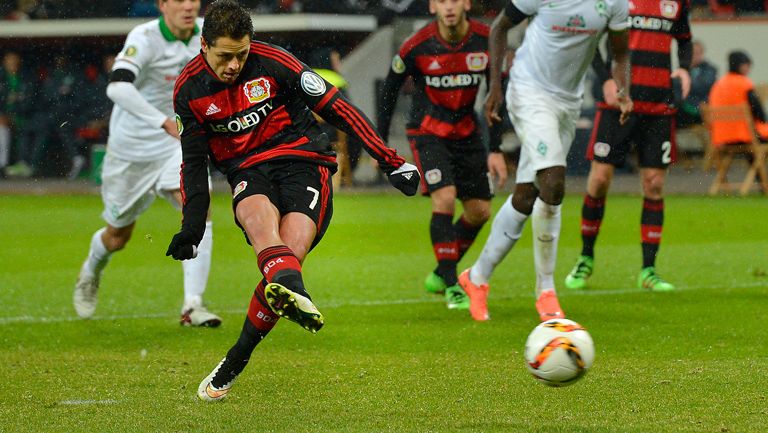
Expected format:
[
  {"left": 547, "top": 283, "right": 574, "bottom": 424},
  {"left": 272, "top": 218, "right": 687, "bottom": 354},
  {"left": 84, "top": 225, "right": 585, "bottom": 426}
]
[
  {"left": 101, "top": 147, "right": 197, "bottom": 228},
  {"left": 506, "top": 83, "right": 581, "bottom": 184}
]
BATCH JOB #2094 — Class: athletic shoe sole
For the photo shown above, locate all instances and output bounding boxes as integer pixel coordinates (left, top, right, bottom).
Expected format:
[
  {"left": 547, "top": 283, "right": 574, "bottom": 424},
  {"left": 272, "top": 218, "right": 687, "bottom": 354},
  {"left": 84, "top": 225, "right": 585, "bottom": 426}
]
[{"left": 264, "top": 283, "right": 324, "bottom": 333}]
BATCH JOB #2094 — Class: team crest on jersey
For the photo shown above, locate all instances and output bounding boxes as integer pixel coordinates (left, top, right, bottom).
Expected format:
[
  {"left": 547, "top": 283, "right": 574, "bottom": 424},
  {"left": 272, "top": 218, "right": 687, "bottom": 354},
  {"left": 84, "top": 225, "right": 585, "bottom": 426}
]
[
  {"left": 244, "top": 78, "right": 271, "bottom": 104},
  {"left": 660, "top": 0, "right": 679, "bottom": 18},
  {"left": 594, "top": 141, "right": 611, "bottom": 157},
  {"left": 466, "top": 53, "right": 488, "bottom": 71},
  {"left": 233, "top": 181, "right": 248, "bottom": 198},
  {"left": 594, "top": 0, "right": 608, "bottom": 17},
  {"left": 566, "top": 14, "right": 587, "bottom": 28},
  {"left": 392, "top": 55, "right": 406, "bottom": 74},
  {"left": 175, "top": 114, "right": 183, "bottom": 134}
]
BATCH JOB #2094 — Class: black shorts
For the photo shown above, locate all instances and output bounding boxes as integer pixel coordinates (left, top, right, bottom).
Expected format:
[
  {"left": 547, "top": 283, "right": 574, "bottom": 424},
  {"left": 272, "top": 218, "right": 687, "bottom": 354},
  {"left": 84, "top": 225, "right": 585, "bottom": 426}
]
[
  {"left": 587, "top": 109, "right": 677, "bottom": 168},
  {"left": 229, "top": 159, "right": 333, "bottom": 249},
  {"left": 408, "top": 133, "right": 492, "bottom": 201}
]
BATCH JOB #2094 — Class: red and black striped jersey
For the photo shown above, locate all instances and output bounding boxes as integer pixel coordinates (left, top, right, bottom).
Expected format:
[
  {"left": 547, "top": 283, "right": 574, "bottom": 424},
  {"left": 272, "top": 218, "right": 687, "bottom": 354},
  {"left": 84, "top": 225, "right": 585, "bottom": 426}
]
[
  {"left": 626, "top": 0, "right": 691, "bottom": 115},
  {"left": 379, "top": 19, "right": 491, "bottom": 143},
  {"left": 174, "top": 41, "right": 405, "bottom": 237}
]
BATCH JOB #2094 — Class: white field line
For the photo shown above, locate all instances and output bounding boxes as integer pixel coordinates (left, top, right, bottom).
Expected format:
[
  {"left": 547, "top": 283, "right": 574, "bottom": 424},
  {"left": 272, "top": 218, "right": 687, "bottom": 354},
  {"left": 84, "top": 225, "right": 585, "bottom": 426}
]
[
  {"left": 58, "top": 399, "right": 121, "bottom": 406},
  {"left": 1, "top": 280, "right": 765, "bottom": 326}
]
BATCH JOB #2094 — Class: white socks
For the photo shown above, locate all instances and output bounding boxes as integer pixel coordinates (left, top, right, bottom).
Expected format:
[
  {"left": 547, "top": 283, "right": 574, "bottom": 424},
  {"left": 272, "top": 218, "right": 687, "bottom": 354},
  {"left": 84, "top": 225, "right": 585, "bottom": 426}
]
[
  {"left": 182, "top": 220, "right": 213, "bottom": 311},
  {"left": 470, "top": 197, "right": 529, "bottom": 285},
  {"left": 532, "top": 198, "right": 561, "bottom": 297},
  {"left": 0, "top": 125, "right": 10, "bottom": 168},
  {"left": 82, "top": 228, "right": 112, "bottom": 278}
]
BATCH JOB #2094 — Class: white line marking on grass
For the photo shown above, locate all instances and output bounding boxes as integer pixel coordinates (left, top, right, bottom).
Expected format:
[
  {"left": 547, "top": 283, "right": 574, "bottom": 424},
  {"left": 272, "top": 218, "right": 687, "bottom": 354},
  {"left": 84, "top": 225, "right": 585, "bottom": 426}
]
[
  {"left": 58, "top": 399, "right": 121, "bottom": 406},
  {"left": 1, "top": 281, "right": 764, "bottom": 325}
]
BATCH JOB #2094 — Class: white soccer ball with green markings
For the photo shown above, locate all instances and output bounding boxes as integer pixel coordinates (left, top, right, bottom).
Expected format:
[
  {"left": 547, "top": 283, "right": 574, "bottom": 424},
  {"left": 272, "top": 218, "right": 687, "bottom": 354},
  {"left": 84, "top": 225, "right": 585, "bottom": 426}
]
[{"left": 524, "top": 318, "right": 594, "bottom": 387}]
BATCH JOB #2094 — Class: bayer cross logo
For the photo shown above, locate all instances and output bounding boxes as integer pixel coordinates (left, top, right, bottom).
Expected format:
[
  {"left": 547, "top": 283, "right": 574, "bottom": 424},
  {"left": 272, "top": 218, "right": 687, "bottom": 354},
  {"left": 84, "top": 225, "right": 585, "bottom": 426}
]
[{"left": 300, "top": 72, "right": 326, "bottom": 96}]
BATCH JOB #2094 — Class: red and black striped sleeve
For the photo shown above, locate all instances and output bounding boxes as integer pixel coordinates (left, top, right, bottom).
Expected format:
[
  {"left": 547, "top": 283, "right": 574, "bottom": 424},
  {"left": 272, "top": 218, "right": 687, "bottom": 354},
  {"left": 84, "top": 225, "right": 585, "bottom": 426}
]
[
  {"left": 173, "top": 71, "right": 210, "bottom": 244},
  {"left": 255, "top": 42, "right": 406, "bottom": 173}
]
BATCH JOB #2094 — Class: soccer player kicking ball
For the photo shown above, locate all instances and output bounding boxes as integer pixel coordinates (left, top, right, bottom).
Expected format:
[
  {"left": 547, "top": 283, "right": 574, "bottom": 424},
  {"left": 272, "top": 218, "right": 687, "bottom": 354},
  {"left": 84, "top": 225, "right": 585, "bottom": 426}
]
[
  {"left": 564, "top": 0, "right": 693, "bottom": 292},
  {"left": 379, "top": 0, "right": 502, "bottom": 311},
  {"left": 74, "top": 0, "right": 221, "bottom": 327},
  {"left": 167, "top": 0, "right": 420, "bottom": 401},
  {"left": 458, "top": 0, "right": 633, "bottom": 321}
]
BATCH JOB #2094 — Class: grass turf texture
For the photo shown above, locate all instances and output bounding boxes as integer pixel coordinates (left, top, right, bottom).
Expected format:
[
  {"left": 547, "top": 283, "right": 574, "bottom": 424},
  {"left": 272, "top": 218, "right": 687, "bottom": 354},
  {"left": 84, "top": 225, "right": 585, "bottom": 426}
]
[{"left": 0, "top": 192, "right": 766, "bottom": 432}]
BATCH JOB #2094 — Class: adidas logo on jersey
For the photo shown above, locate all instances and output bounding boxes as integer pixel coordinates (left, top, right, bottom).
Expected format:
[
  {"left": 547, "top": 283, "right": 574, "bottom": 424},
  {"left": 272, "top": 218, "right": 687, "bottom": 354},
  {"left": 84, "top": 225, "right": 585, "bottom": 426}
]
[
  {"left": 205, "top": 103, "right": 221, "bottom": 116},
  {"left": 428, "top": 59, "right": 441, "bottom": 70}
]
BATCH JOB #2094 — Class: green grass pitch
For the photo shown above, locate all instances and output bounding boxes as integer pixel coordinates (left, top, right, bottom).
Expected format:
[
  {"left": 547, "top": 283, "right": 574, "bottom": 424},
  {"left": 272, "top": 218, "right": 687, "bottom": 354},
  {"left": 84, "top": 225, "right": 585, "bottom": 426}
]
[{"left": 0, "top": 191, "right": 766, "bottom": 432}]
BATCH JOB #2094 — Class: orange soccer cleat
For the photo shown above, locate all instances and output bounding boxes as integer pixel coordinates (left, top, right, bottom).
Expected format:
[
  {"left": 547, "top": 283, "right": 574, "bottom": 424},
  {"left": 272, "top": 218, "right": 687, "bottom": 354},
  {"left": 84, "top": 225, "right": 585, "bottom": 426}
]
[
  {"left": 535, "top": 290, "right": 565, "bottom": 322},
  {"left": 458, "top": 268, "right": 490, "bottom": 321}
]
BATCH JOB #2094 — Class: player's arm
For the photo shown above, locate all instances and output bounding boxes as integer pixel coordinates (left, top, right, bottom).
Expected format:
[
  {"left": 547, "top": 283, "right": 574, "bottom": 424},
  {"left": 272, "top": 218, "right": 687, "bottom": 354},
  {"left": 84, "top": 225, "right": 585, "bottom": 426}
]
[
  {"left": 671, "top": 0, "right": 693, "bottom": 99},
  {"left": 108, "top": 32, "right": 177, "bottom": 138},
  {"left": 378, "top": 53, "right": 410, "bottom": 143},
  {"left": 166, "top": 89, "right": 210, "bottom": 261},
  {"left": 484, "top": 2, "right": 529, "bottom": 126},
  {"left": 607, "top": 30, "right": 633, "bottom": 124}
]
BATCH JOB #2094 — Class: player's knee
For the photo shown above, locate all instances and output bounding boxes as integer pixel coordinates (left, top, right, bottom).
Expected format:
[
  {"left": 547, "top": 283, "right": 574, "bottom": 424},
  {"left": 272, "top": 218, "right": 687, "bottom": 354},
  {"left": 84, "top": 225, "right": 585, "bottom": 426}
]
[
  {"left": 642, "top": 172, "right": 665, "bottom": 198},
  {"left": 103, "top": 231, "right": 131, "bottom": 252},
  {"left": 511, "top": 192, "right": 536, "bottom": 215}
]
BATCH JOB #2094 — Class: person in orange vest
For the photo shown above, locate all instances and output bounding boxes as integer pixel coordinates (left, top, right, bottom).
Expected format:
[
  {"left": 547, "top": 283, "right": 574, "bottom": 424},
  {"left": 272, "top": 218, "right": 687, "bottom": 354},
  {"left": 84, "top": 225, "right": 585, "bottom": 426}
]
[{"left": 708, "top": 50, "right": 768, "bottom": 146}]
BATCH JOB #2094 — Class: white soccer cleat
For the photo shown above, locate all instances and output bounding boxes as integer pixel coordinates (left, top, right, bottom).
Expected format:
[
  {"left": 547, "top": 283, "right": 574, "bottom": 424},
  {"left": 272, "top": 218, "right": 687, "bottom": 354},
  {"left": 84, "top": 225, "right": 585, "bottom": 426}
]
[
  {"left": 180, "top": 305, "right": 222, "bottom": 328},
  {"left": 73, "top": 267, "right": 100, "bottom": 319},
  {"left": 197, "top": 358, "right": 233, "bottom": 402}
]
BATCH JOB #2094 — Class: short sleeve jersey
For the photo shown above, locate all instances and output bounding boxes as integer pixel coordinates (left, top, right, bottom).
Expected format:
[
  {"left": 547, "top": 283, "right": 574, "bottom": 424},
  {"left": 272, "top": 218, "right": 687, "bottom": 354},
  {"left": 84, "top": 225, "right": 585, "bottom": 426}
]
[
  {"left": 108, "top": 17, "right": 203, "bottom": 162},
  {"left": 510, "top": 0, "right": 629, "bottom": 102}
]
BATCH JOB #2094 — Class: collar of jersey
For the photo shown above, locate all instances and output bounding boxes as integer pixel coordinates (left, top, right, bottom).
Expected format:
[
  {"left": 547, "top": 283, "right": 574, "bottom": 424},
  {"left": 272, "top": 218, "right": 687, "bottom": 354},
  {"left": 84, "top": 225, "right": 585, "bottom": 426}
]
[{"left": 159, "top": 17, "right": 200, "bottom": 45}]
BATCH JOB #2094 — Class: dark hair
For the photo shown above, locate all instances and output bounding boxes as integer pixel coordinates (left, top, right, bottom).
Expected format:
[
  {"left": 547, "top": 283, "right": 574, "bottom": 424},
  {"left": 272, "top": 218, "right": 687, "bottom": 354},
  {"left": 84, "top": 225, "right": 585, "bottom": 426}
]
[
  {"left": 202, "top": 0, "right": 253, "bottom": 46},
  {"left": 728, "top": 50, "right": 752, "bottom": 73}
]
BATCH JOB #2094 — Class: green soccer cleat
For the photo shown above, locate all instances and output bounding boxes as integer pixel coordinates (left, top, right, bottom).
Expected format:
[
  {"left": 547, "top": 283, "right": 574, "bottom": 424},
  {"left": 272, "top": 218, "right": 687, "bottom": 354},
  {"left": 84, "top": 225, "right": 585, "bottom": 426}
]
[
  {"left": 264, "top": 283, "right": 324, "bottom": 333},
  {"left": 638, "top": 267, "right": 675, "bottom": 292},
  {"left": 424, "top": 272, "right": 448, "bottom": 294},
  {"left": 564, "top": 255, "right": 594, "bottom": 290},
  {"left": 445, "top": 285, "right": 470, "bottom": 310}
]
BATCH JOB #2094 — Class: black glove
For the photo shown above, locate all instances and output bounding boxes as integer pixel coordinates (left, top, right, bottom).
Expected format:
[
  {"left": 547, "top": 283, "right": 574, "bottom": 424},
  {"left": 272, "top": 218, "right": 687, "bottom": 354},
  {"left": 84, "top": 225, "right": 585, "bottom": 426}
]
[
  {"left": 387, "top": 162, "right": 420, "bottom": 196},
  {"left": 166, "top": 230, "right": 199, "bottom": 260}
]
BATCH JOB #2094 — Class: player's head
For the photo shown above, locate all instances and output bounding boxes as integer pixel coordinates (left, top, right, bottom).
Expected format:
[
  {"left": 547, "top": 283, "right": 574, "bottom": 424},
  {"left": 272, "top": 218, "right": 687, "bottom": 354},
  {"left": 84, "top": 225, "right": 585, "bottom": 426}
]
[
  {"left": 430, "top": 0, "right": 471, "bottom": 29},
  {"left": 158, "top": 0, "right": 201, "bottom": 37},
  {"left": 201, "top": 0, "right": 253, "bottom": 84},
  {"left": 692, "top": 40, "right": 704, "bottom": 67},
  {"left": 2, "top": 51, "right": 21, "bottom": 74},
  {"left": 728, "top": 50, "right": 752, "bottom": 75}
]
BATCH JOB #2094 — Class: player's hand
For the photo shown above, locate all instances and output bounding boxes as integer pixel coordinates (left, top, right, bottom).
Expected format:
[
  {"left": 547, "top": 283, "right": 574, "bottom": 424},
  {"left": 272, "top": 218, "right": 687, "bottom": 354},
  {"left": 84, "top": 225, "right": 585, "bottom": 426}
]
[
  {"left": 163, "top": 118, "right": 180, "bottom": 140},
  {"left": 387, "top": 162, "right": 420, "bottom": 196},
  {"left": 602, "top": 79, "right": 619, "bottom": 106},
  {"left": 617, "top": 95, "right": 633, "bottom": 125},
  {"left": 487, "top": 152, "right": 508, "bottom": 189},
  {"left": 671, "top": 68, "right": 691, "bottom": 99},
  {"left": 483, "top": 85, "right": 504, "bottom": 126},
  {"left": 166, "top": 230, "right": 199, "bottom": 260}
]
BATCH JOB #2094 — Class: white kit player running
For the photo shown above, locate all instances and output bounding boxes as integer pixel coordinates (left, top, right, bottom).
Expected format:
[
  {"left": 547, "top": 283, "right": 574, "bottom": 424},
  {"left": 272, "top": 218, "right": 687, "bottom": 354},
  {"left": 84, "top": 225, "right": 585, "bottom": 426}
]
[
  {"left": 74, "top": 0, "right": 221, "bottom": 327},
  {"left": 458, "top": 0, "right": 633, "bottom": 321}
]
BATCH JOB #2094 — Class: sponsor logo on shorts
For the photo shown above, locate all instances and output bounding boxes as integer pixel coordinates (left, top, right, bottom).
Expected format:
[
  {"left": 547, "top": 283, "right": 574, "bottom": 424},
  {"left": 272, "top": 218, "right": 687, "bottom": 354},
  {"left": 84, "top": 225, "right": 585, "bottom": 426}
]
[
  {"left": 594, "top": 141, "right": 611, "bottom": 158},
  {"left": 233, "top": 181, "right": 247, "bottom": 198},
  {"left": 392, "top": 55, "right": 406, "bottom": 74},
  {"left": 244, "top": 78, "right": 271, "bottom": 104},
  {"left": 425, "top": 169, "right": 442, "bottom": 185},
  {"left": 300, "top": 71, "right": 326, "bottom": 96},
  {"left": 124, "top": 46, "right": 137, "bottom": 57},
  {"left": 537, "top": 141, "right": 548, "bottom": 156}
]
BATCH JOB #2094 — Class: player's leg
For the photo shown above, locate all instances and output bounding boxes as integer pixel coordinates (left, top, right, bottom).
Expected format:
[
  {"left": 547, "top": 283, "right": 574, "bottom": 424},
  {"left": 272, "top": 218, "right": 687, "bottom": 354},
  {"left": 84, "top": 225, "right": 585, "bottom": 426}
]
[
  {"left": 636, "top": 115, "right": 675, "bottom": 291},
  {"left": 428, "top": 185, "right": 459, "bottom": 292},
  {"left": 566, "top": 109, "right": 631, "bottom": 289},
  {"left": 198, "top": 278, "right": 279, "bottom": 401},
  {"left": 158, "top": 145, "right": 219, "bottom": 326},
  {"left": 74, "top": 153, "right": 154, "bottom": 318}
]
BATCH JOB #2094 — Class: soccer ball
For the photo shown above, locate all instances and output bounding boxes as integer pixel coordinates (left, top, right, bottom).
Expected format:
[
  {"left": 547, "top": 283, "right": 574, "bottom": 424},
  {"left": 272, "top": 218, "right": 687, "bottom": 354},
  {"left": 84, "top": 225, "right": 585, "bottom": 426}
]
[{"left": 524, "top": 318, "right": 595, "bottom": 387}]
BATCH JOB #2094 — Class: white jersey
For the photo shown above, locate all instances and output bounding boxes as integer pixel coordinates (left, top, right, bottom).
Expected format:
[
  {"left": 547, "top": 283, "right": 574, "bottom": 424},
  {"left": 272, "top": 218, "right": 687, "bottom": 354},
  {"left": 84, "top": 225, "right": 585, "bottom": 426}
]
[
  {"left": 510, "top": 0, "right": 628, "bottom": 102},
  {"left": 108, "top": 17, "right": 203, "bottom": 162}
]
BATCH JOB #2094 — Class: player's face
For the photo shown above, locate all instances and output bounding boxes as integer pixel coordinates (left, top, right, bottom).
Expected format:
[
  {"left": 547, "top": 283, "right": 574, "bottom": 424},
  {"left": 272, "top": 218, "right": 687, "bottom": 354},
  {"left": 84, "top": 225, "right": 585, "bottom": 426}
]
[
  {"left": 159, "top": 0, "right": 201, "bottom": 35},
  {"left": 430, "top": 0, "right": 470, "bottom": 28},
  {"left": 202, "top": 35, "right": 251, "bottom": 84}
]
